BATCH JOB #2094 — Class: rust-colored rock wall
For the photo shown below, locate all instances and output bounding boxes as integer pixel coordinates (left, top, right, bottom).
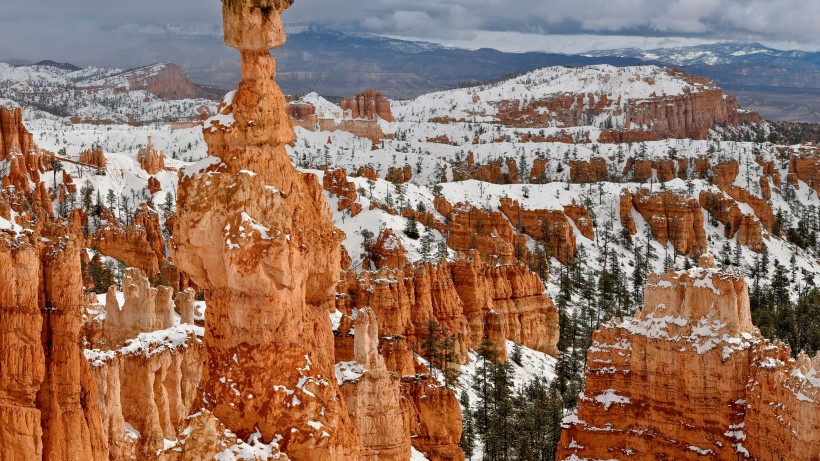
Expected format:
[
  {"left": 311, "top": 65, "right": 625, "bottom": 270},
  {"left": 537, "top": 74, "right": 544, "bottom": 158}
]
[
  {"left": 631, "top": 189, "right": 707, "bottom": 256},
  {"left": 341, "top": 89, "right": 394, "bottom": 122},
  {"left": 337, "top": 256, "right": 559, "bottom": 362},
  {"left": 323, "top": 168, "right": 363, "bottom": 217},
  {"left": 137, "top": 137, "right": 166, "bottom": 175},
  {"left": 569, "top": 157, "right": 609, "bottom": 183},
  {"left": 557, "top": 265, "right": 820, "bottom": 460},
  {"left": 499, "top": 197, "right": 577, "bottom": 264},
  {"left": 78, "top": 148, "right": 107, "bottom": 169},
  {"left": 93, "top": 204, "right": 165, "bottom": 276},
  {"left": 0, "top": 232, "right": 106, "bottom": 461}
]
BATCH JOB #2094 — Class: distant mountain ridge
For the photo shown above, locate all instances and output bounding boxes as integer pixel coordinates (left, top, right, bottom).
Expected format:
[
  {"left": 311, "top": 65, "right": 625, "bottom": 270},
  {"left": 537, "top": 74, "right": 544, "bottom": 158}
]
[
  {"left": 586, "top": 42, "right": 820, "bottom": 67},
  {"left": 3, "top": 28, "right": 818, "bottom": 122}
]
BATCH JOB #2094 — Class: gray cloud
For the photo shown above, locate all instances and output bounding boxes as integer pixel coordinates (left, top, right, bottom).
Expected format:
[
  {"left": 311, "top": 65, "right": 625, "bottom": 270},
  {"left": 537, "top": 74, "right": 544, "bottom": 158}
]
[{"left": 0, "top": 0, "right": 817, "bottom": 66}]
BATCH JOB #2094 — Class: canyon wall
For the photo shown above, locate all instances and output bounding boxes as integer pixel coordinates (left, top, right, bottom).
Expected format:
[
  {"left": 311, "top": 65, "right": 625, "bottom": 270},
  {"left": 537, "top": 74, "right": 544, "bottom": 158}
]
[
  {"left": 337, "top": 254, "right": 560, "bottom": 362},
  {"left": 0, "top": 231, "right": 107, "bottom": 461},
  {"left": 557, "top": 257, "right": 820, "bottom": 460}
]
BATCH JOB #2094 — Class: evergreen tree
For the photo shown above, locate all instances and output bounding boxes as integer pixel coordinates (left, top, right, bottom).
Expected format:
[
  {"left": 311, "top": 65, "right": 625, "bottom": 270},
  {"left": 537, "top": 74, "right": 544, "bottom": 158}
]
[
  {"left": 404, "top": 216, "right": 420, "bottom": 239},
  {"left": 459, "top": 392, "right": 476, "bottom": 459}
]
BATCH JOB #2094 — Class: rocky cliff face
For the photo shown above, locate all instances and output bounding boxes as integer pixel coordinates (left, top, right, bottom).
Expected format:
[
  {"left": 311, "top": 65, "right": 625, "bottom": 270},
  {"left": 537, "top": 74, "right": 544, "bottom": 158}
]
[
  {"left": 171, "top": 1, "right": 361, "bottom": 458},
  {"left": 341, "top": 89, "right": 394, "bottom": 122},
  {"left": 323, "top": 168, "right": 363, "bottom": 217},
  {"left": 628, "top": 189, "right": 708, "bottom": 257},
  {"left": 337, "top": 254, "right": 560, "bottom": 362},
  {"left": 0, "top": 231, "right": 107, "bottom": 461},
  {"left": 557, "top": 258, "right": 820, "bottom": 460},
  {"left": 338, "top": 308, "right": 410, "bottom": 460},
  {"left": 484, "top": 68, "right": 758, "bottom": 140},
  {"left": 93, "top": 204, "right": 166, "bottom": 276}
]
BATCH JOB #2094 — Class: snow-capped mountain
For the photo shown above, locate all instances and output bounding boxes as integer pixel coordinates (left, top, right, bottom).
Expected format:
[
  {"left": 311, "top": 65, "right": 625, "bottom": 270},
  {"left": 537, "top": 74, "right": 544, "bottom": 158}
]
[{"left": 585, "top": 42, "right": 820, "bottom": 68}]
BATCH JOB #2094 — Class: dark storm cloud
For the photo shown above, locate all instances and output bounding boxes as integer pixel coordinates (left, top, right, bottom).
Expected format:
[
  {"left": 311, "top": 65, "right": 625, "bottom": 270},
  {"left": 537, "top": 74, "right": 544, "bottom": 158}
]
[{"left": 1, "top": 0, "right": 817, "bottom": 65}]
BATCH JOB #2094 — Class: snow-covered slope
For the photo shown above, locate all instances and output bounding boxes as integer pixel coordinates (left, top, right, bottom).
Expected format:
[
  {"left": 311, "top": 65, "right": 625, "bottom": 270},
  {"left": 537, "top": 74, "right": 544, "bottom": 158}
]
[
  {"left": 392, "top": 65, "right": 711, "bottom": 124},
  {"left": 0, "top": 62, "right": 216, "bottom": 124}
]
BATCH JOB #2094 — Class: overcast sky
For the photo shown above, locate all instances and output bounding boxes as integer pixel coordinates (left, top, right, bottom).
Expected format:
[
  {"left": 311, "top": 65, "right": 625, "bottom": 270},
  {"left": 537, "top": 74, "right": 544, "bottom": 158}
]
[{"left": 1, "top": 0, "right": 818, "bottom": 65}]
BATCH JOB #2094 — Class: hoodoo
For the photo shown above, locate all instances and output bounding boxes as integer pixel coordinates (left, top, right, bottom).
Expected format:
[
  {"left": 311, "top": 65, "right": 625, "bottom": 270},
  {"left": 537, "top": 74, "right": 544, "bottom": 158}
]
[
  {"left": 172, "top": 0, "right": 359, "bottom": 458},
  {"left": 557, "top": 256, "right": 820, "bottom": 460}
]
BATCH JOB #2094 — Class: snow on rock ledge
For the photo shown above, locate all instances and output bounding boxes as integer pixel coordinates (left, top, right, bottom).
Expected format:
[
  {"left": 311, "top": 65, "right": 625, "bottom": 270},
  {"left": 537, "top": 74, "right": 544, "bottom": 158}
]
[{"left": 557, "top": 263, "right": 820, "bottom": 460}]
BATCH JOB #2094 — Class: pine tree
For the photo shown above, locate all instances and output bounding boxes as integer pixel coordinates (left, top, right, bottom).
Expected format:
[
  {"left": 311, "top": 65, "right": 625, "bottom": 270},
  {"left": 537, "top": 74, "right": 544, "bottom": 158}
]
[
  {"left": 420, "top": 226, "right": 434, "bottom": 261},
  {"left": 459, "top": 392, "right": 476, "bottom": 459},
  {"left": 404, "top": 216, "right": 420, "bottom": 239}
]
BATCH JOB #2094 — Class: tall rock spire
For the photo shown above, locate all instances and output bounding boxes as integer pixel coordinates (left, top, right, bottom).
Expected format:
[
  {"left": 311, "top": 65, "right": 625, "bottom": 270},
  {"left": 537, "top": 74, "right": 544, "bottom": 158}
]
[{"left": 171, "top": 0, "right": 358, "bottom": 458}]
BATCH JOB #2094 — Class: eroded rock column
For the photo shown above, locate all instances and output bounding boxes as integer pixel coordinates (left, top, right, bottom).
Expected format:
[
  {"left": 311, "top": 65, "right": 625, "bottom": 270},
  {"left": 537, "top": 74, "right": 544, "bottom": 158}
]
[{"left": 171, "top": 0, "right": 358, "bottom": 458}]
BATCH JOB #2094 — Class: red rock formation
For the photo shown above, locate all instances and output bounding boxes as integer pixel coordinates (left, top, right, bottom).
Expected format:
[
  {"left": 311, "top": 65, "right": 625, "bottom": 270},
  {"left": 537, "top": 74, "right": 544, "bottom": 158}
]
[
  {"left": 323, "top": 168, "right": 363, "bottom": 216},
  {"left": 137, "top": 137, "right": 166, "bottom": 175},
  {"left": 0, "top": 231, "right": 107, "bottom": 461},
  {"left": 499, "top": 197, "right": 577, "bottom": 264},
  {"left": 711, "top": 160, "right": 739, "bottom": 188},
  {"left": 147, "top": 176, "right": 162, "bottom": 195},
  {"left": 385, "top": 164, "right": 412, "bottom": 184},
  {"left": 341, "top": 88, "right": 394, "bottom": 122},
  {"left": 631, "top": 189, "right": 707, "bottom": 256},
  {"left": 759, "top": 174, "right": 772, "bottom": 199},
  {"left": 337, "top": 255, "right": 559, "bottom": 362},
  {"left": 490, "top": 70, "right": 759, "bottom": 140},
  {"left": 557, "top": 263, "right": 819, "bottom": 460},
  {"left": 338, "top": 308, "right": 411, "bottom": 460},
  {"left": 0, "top": 107, "right": 35, "bottom": 160},
  {"left": 172, "top": 1, "right": 360, "bottom": 457},
  {"left": 88, "top": 323, "right": 204, "bottom": 460},
  {"left": 401, "top": 377, "right": 464, "bottom": 461},
  {"left": 364, "top": 228, "right": 407, "bottom": 270},
  {"left": 453, "top": 153, "right": 518, "bottom": 184},
  {"left": 287, "top": 102, "right": 316, "bottom": 120},
  {"left": 435, "top": 197, "right": 525, "bottom": 265},
  {"left": 789, "top": 151, "right": 820, "bottom": 192},
  {"left": 563, "top": 200, "right": 595, "bottom": 240},
  {"left": 699, "top": 189, "right": 743, "bottom": 237},
  {"left": 143, "top": 63, "right": 207, "bottom": 100},
  {"left": 724, "top": 185, "right": 774, "bottom": 232},
  {"left": 529, "top": 158, "right": 549, "bottom": 183},
  {"left": 619, "top": 189, "right": 637, "bottom": 236},
  {"left": 79, "top": 148, "right": 107, "bottom": 169},
  {"left": 89, "top": 63, "right": 207, "bottom": 100},
  {"left": 356, "top": 165, "right": 380, "bottom": 181},
  {"left": 736, "top": 214, "right": 764, "bottom": 252},
  {"left": 103, "top": 269, "right": 175, "bottom": 346},
  {"left": 94, "top": 204, "right": 165, "bottom": 276},
  {"left": 625, "top": 87, "right": 748, "bottom": 140},
  {"left": 622, "top": 157, "right": 653, "bottom": 183},
  {"left": 597, "top": 129, "right": 657, "bottom": 144},
  {"left": 569, "top": 157, "right": 609, "bottom": 183}
]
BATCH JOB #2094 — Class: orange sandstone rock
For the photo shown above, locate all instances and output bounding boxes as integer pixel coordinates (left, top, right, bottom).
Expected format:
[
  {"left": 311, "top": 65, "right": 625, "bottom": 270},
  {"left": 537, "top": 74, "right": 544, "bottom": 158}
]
[
  {"left": 557, "top": 265, "right": 820, "bottom": 460},
  {"left": 79, "top": 148, "right": 107, "bottom": 169},
  {"left": 171, "top": 1, "right": 360, "bottom": 457},
  {"left": 323, "top": 168, "right": 363, "bottom": 217},
  {"left": 569, "top": 157, "right": 609, "bottom": 183},
  {"left": 364, "top": 228, "right": 407, "bottom": 270},
  {"left": 631, "top": 189, "right": 707, "bottom": 256},
  {"left": 137, "top": 137, "right": 166, "bottom": 175},
  {"left": 338, "top": 308, "right": 411, "bottom": 460},
  {"left": 499, "top": 197, "right": 577, "bottom": 264},
  {"left": 94, "top": 204, "right": 165, "bottom": 276},
  {"left": 341, "top": 88, "right": 394, "bottom": 122}
]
